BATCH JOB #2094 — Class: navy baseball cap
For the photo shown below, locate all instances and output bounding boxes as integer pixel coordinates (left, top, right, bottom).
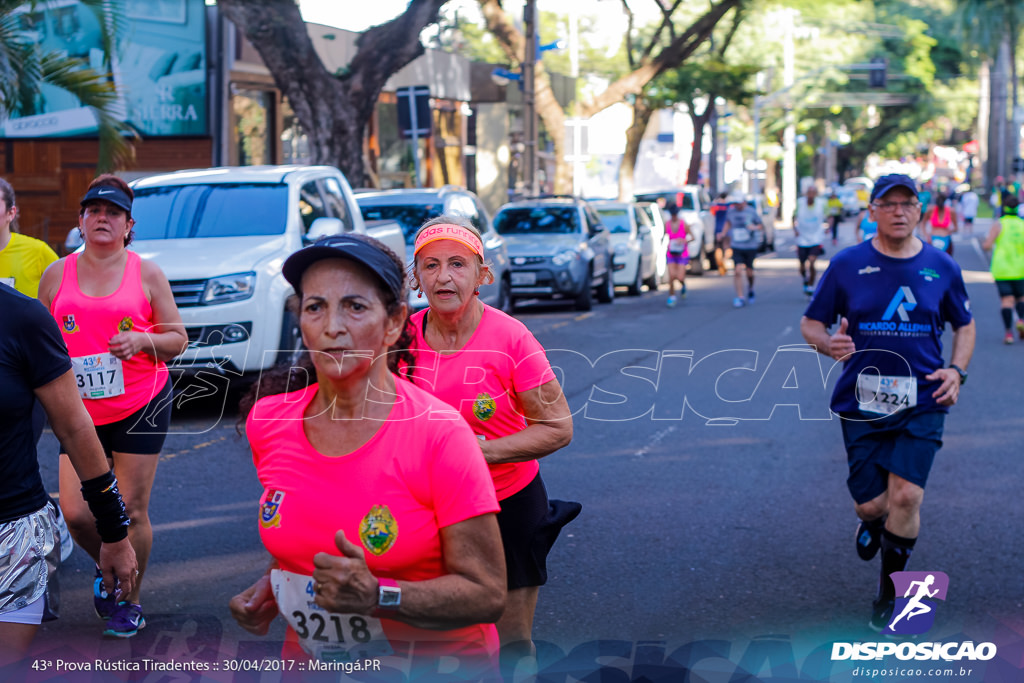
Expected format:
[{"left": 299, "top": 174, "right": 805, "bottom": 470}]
[
  {"left": 870, "top": 174, "right": 918, "bottom": 201},
  {"left": 283, "top": 235, "right": 405, "bottom": 301},
  {"left": 80, "top": 185, "right": 132, "bottom": 212}
]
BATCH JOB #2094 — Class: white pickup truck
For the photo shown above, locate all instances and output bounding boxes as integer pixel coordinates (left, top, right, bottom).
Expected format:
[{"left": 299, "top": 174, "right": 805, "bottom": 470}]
[{"left": 126, "top": 165, "right": 405, "bottom": 384}]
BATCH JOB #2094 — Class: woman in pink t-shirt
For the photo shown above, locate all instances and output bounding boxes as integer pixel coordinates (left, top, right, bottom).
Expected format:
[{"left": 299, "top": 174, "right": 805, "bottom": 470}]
[
  {"left": 38, "top": 174, "right": 186, "bottom": 639},
  {"left": 405, "top": 215, "right": 578, "bottom": 678},
  {"left": 230, "top": 234, "right": 505, "bottom": 678}
]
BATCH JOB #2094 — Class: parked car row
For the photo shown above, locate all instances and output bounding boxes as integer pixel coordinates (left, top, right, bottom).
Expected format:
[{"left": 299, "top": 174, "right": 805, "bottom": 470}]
[{"left": 112, "top": 163, "right": 733, "bottom": 390}]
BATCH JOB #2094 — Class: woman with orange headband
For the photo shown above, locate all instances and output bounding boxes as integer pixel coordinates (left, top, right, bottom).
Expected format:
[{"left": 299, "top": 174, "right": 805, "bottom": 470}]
[{"left": 404, "top": 215, "right": 579, "bottom": 679}]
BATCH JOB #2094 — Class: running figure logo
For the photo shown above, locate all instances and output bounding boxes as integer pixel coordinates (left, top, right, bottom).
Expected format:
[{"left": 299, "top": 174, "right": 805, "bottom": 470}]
[
  {"left": 885, "top": 571, "right": 949, "bottom": 635},
  {"left": 882, "top": 287, "right": 917, "bottom": 322}
]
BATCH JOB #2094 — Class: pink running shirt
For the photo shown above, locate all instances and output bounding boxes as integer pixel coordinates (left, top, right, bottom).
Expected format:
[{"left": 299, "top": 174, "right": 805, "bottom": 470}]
[
  {"left": 248, "top": 379, "right": 501, "bottom": 665},
  {"left": 49, "top": 252, "right": 168, "bottom": 425},
  {"left": 406, "top": 306, "right": 557, "bottom": 500}
]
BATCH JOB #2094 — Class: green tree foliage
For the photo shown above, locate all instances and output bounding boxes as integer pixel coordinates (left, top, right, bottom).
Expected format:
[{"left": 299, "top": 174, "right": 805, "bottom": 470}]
[{"left": 0, "top": 0, "right": 136, "bottom": 172}]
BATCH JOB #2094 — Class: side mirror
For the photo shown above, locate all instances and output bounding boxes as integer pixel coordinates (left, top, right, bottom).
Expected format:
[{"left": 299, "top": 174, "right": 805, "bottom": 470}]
[{"left": 305, "top": 217, "right": 345, "bottom": 242}]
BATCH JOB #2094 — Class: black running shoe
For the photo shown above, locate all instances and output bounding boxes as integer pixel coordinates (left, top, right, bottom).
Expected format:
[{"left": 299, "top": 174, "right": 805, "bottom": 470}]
[
  {"left": 855, "top": 519, "right": 882, "bottom": 561},
  {"left": 869, "top": 599, "right": 894, "bottom": 632}
]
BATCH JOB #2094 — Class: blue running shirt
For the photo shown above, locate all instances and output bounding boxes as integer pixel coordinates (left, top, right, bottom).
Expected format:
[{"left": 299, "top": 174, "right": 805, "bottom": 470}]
[{"left": 804, "top": 239, "right": 972, "bottom": 414}]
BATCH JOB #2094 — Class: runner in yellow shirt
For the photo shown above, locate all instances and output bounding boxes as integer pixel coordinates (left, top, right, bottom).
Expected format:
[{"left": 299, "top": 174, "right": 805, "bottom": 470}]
[
  {"left": 0, "top": 178, "right": 58, "bottom": 298},
  {"left": 982, "top": 194, "right": 1024, "bottom": 343}
]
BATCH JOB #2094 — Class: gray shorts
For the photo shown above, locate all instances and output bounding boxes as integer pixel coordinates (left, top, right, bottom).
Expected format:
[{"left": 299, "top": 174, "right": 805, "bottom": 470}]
[{"left": 0, "top": 505, "right": 60, "bottom": 623}]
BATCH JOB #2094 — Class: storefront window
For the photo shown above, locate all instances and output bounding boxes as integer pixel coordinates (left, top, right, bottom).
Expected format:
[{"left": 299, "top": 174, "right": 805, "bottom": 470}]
[{"left": 232, "top": 88, "right": 272, "bottom": 166}]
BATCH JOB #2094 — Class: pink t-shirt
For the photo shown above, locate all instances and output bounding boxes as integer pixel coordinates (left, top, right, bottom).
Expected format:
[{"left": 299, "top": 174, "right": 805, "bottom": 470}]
[
  {"left": 247, "top": 379, "right": 500, "bottom": 666},
  {"left": 49, "top": 252, "right": 168, "bottom": 425},
  {"left": 405, "top": 306, "right": 557, "bottom": 500}
]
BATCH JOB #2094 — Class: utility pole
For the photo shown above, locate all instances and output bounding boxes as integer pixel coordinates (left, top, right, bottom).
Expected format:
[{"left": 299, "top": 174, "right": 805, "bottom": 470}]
[
  {"left": 523, "top": 0, "right": 538, "bottom": 196},
  {"left": 782, "top": 8, "right": 797, "bottom": 227}
]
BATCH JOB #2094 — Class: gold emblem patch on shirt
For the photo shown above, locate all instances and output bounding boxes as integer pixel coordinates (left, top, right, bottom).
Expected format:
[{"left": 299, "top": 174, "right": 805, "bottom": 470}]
[
  {"left": 360, "top": 504, "right": 398, "bottom": 556},
  {"left": 473, "top": 392, "right": 496, "bottom": 421},
  {"left": 118, "top": 316, "right": 135, "bottom": 332},
  {"left": 260, "top": 490, "right": 285, "bottom": 528}
]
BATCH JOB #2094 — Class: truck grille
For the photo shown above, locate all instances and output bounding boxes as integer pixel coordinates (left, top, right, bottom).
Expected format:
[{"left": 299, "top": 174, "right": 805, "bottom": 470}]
[{"left": 170, "top": 279, "right": 207, "bottom": 307}]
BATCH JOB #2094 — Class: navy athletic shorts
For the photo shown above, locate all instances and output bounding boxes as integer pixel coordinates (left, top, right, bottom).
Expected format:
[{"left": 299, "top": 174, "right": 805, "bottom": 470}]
[
  {"left": 732, "top": 248, "right": 758, "bottom": 268},
  {"left": 60, "top": 379, "right": 172, "bottom": 459},
  {"left": 995, "top": 279, "right": 1024, "bottom": 298},
  {"left": 840, "top": 409, "right": 945, "bottom": 504}
]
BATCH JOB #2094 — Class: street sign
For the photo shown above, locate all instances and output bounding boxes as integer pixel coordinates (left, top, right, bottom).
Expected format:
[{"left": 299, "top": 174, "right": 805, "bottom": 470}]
[{"left": 396, "top": 86, "right": 431, "bottom": 139}]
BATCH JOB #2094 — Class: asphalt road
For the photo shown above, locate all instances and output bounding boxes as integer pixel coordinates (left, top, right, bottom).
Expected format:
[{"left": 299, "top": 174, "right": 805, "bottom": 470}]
[{"left": 20, "top": 219, "right": 1024, "bottom": 682}]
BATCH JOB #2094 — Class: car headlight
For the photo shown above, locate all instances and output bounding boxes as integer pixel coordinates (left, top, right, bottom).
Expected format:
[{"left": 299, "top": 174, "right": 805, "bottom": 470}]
[
  {"left": 613, "top": 243, "right": 628, "bottom": 254},
  {"left": 551, "top": 249, "right": 579, "bottom": 266},
  {"left": 201, "top": 272, "right": 256, "bottom": 304}
]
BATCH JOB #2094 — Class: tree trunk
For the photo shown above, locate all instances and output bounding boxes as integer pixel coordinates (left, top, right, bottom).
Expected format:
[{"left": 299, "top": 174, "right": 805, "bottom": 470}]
[
  {"left": 218, "top": 0, "right": 445, "bottom": 186},
  {"left": 686, "top": 104, "right": 713, "bottom": 185},
  {"left": 618, "top": 97, "right": 654, "bottom": 200},
  {"left": 989, "top": 36, "right": 1010, "bottom": 184},
  {"left": 535, "top": 64, "right": 571, "bottom": 194}
]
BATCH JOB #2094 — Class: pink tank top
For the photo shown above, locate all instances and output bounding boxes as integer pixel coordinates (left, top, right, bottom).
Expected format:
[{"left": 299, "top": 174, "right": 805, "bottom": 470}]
[
  {"left": 50, "top": 252, "right": 168, "bottom": 425},
  {"left": 930, "top": 206, "right": 951, "bottom": 229}
]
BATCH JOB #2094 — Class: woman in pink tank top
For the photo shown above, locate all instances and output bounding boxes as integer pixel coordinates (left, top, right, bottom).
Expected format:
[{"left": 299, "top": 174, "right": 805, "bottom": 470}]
[
  {"left": 663, "top": 207, "right": 693, "bottom": 307},
  {"left": 921, "top": 194, "right": 959, "bottom": 256},
  {"left": 38, "top": 175, "right": 186, "bottom": 639}
]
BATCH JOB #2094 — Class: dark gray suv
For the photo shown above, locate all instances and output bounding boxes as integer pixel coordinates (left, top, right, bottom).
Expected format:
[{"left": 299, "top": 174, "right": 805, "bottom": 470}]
[{"left": 492, "top": 196, "right": 614, "bottom": 311}]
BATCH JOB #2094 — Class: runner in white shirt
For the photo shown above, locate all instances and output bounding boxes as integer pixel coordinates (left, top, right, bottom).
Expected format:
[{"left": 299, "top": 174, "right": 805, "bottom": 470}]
[
  {"left": 793, "top": 187, "right": 827, "bottom": 295},
  {"left": 957, "top": 187, "right": 979, "bottom": 236}
]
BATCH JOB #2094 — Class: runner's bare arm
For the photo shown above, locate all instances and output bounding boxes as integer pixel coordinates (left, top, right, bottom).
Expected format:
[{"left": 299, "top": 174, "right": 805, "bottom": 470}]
[
  {"left": 312, "top": 517, "right": 505, "bottom": 630},
  {"left": 35, "top": 369, "right": 137, "bottom": 597},
  {"left": 108, "top": 259, "right": 187, "bottom": 362},
  {"left": 926, "top": 319, "right": 975, "bottom": 406},
  {"left": 36, "top": 258, "right": 66, "bottom": 309},
  {"left": 801, "top": 316, "right": 854, "bottom": 362},
  {"left": 479, "top": 378, "right": 573, "bottom": 465},
  {"left": 981, "top": 223, "right": 1001, "bottom": 251}
]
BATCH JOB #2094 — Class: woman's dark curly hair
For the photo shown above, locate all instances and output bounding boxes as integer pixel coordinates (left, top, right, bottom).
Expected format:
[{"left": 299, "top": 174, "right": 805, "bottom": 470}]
[{"left": 238, "top": 233, "right": 414, "bottom": 422}]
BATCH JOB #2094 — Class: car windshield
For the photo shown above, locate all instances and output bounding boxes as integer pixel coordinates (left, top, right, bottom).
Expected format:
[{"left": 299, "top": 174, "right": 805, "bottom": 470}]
[
  {"left": 595, "top": 208, "right": 631, "bottom": 234},
  {"left": 131, "top": 184, "right": 289, "bottom": 239},
  {"left": 357, "top": 204, "right": 441, "bottom": 245},
  {"left": 494, "top": 207, "right": 578, "bottom": 234}
]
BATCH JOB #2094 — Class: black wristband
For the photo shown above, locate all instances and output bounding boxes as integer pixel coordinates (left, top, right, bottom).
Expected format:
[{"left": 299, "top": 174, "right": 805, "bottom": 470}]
[{"left": 81, "top": 471, "right": 130, "bottom": 543}]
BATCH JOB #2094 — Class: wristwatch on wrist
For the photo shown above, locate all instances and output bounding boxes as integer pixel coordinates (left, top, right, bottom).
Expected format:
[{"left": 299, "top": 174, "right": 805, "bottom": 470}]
[
  {"left": 949, "top": 364, "right": 967, "bottom": 385},
  {"left": 376, "top": 578, "right": 401, "bottom": 613}
]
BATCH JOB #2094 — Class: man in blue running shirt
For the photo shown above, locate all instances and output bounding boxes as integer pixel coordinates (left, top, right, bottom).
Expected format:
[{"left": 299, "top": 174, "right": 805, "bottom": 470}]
[{"left": 800, "top": 174, "right": 976, "bottom": 632}]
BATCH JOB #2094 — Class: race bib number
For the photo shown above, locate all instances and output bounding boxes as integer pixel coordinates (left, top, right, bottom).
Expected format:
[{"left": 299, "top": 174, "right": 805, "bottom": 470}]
[
  {"left": 270, "top": 569, "right": 392, "bottom": 662},
  {"left": 731, "top": 227, "right": 751, "bottom": 243},
  {"left": 71, "top": 353, "right": 125, "bottom": 400},
  {"left": 856, "top": 374, "right": 917, "bottom": 416},
  {"left": 1, "top": 277, "right": 14, "bottom": 288},
  {"left": 668, "top": 238, "right": 687, "bottom": 254}
]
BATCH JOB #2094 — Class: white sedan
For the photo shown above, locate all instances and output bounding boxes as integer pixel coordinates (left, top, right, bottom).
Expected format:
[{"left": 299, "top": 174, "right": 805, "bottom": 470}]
[{"left": 590, "top": 201, "right": 659, "bottom": 296}]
